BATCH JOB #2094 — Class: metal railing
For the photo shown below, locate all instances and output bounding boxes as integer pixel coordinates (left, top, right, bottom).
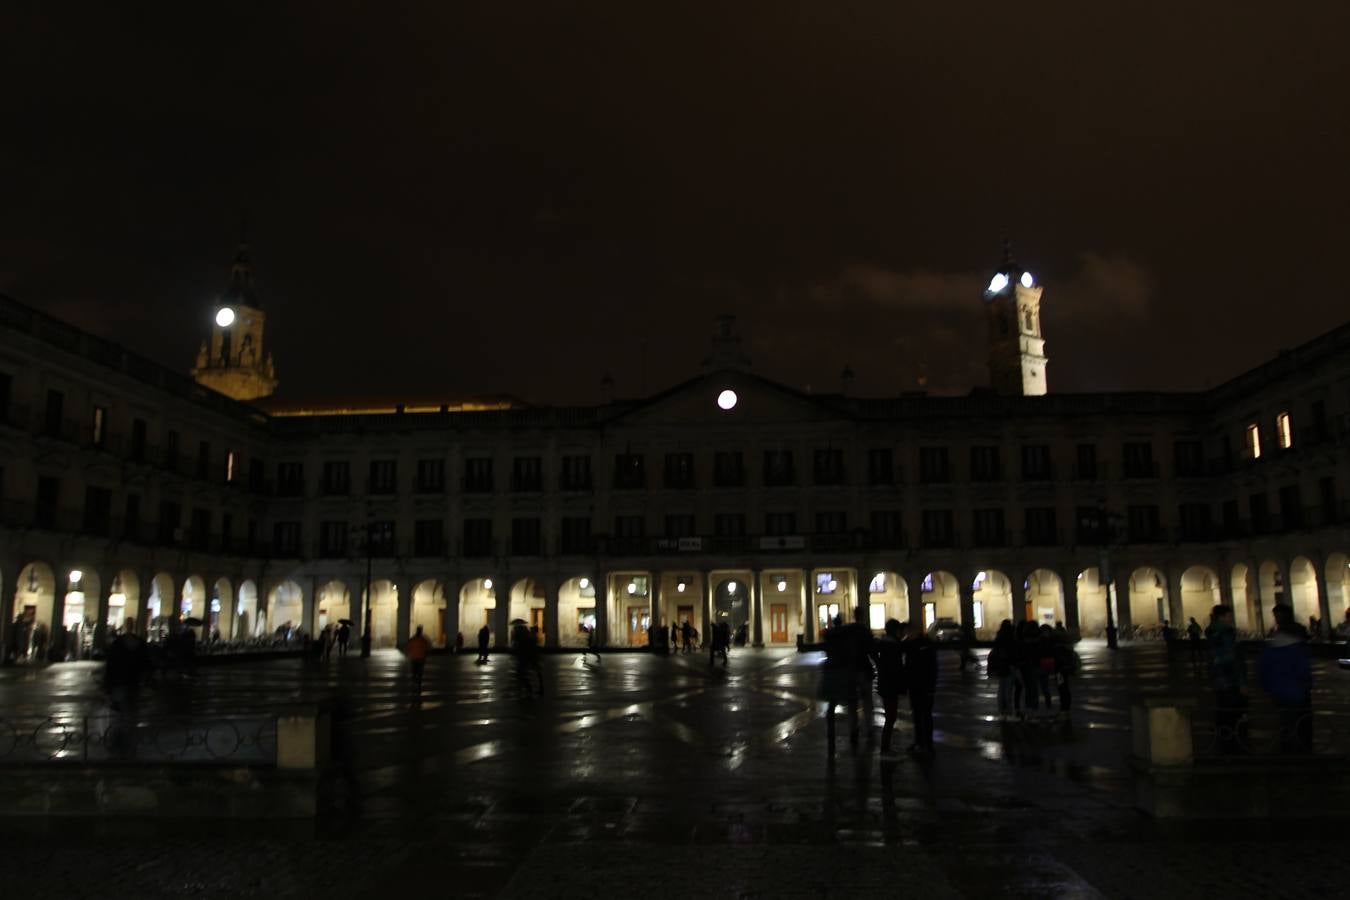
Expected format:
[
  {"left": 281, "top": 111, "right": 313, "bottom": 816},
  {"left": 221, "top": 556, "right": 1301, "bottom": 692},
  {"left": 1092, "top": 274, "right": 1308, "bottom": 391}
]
[{"left": 0, "top": 713, "right": 278, "bottom": 765}]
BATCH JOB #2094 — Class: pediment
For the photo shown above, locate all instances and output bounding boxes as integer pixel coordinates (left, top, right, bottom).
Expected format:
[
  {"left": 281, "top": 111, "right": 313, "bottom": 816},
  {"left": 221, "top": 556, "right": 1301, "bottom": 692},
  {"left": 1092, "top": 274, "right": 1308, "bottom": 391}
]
[{"left": 610, "top": 371, "right": 851, "bottom": 428}]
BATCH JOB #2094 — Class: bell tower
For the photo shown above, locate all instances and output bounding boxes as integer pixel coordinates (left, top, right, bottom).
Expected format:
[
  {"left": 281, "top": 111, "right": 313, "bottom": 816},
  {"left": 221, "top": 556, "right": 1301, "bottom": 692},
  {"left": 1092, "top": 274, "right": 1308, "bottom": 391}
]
[
  {"left": 983, "top": 242, "right": 1048, "bottom": 396},
  {"left": 192, "top": 243, "right": 278, "bottom": 401}
]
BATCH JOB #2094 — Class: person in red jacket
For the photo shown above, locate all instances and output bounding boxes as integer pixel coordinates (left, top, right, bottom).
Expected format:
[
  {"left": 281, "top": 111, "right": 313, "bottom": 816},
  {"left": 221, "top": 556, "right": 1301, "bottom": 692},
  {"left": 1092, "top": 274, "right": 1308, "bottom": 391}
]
[{"left": 406, "top": 626, "right": 432, "bottom": 694}]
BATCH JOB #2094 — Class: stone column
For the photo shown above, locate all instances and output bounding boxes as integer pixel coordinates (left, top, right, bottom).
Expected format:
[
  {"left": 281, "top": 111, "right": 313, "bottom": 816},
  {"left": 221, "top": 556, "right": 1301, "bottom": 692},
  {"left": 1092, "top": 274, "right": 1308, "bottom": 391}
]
[
  {"left": 1313, "top": 557, "right": 1333, "bottom": 639},
  {"left": 140, "top": 568, "right": 157, "bottom": 637},
  {"left": 1166, "top": 568, "right": 1185, "bottom": 627},
  {"left": 543, "top": 577, "right": 560, "bottom": 648},
  {"left": 907, "top": 574, "right": 925, "bottom": 626},
  {"left": 750, "top": 568, "right": 763, "bottom": 646},
  {"left": 651, "top": 570, "right": 662, "bottom": 632},
  {"left": 1010, "top": 575, "right": 1028, "bottom": 624},
  {"left": 703, "top": 571, "right": 715, "bottom": 646},
  {"left": 857, "top": 570, "right": 872, "bottom": 624},
  {"left": 396, "top": 577, "right": 413, "bottom": 647},
  {"left": 493, "top": 573, "right": 510, "bottom": 648},
  {"left": 1113, "top": 571, "right": 1132, "bottom": 633},
  {"left": 303, "top": 576, "right": 317, "bottom": 637},
  {"left": 444, "top": 578, "right": 462, "bottom": 650},
  {"left": 594, "top": 572, "right": 608, "bottom": 648},
  {"left": 1063, "top": 569, "right": 1081, "bottom": 640},
  {"left": 802, "top": 568, "right": 815, "bottom": 643},
  {"left": 94, "top": 567, "right": 116, "bottom": 651},
  {"left": 958, "top": 577, "right": 976, "bottom": 632}
]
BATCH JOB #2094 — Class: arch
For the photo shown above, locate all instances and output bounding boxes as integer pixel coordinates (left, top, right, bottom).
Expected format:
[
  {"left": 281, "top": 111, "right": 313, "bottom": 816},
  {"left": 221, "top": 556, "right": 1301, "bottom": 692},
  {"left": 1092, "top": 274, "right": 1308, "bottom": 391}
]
[
  {"left": 235, "top": 579, "right": 259, "bottom": 640},
  {"left": 655, "top": 571, "right": 705, "bottom": 641},
  {"left": 919, "top": 570, "right": 961, "bottom": 630},
  {"left": 972, "top": 569, "right": 1014, "bottom": 636},
  {"left": 812, "top": 568, "right": 858, "bottom": 632},
  {"left": 59, "top": 567, "right": 102, "bottom": 660},
  {"left": 362, "top": 579, "right": 398, "bottom": 648},
  {"left": 9, "top": 562, "right": 56, "bottom": 662},
  {"left": 148, "top": 573, "right": 176, "bottom": 641},
  {"left": 411, "top": 579, "right": 448, "bottom": 646},
  {"left": 1326, "top": 553, "right": 1350, "bottom": 632},
  {"left": 711, "top": 576, "right": 749, "bottom": 644},
  {"left": 267, "top": 580, "right": 305, "bottom": 639},
  {"left": 1178, "top": 565, "right": 1221, "bottom": 629},
  {"left": 209, "top": 577, "right": 233, "bottom": 642},
  {"left": 315, "top": 580, "right": 350, "bottom": 634},
  {"left": 458, "top": 577, "right": 497, "bottom": 644},
  {"left": 181, "top": 575, "right": 206, "bottom": 634},
  {"left": 107, "top": 570, "right": 141, "bottom": 634},
  {"left": 1126, "top": 565, "right": 1169, "bottom": 631},
  {"left": 1075, "top": 567, "right": 1110, "bottom": 636},
  {"left": 608, "top": 571, "right": 652, "bottom": 646},
  {"left": 557, "top": 575, "right": 597, "bottom": 648},
  {"left": 1025, "top": 569, "right": 1066, "bottom": 629},
  {"left": 1288, "top": 557, "right": 1320, "bottom": 630},
  {"left": 863, "top": 570, "right": 907, "bottom": 634},
  {"left": 760, "top": 570, "right": 807, "bottom": 645}
]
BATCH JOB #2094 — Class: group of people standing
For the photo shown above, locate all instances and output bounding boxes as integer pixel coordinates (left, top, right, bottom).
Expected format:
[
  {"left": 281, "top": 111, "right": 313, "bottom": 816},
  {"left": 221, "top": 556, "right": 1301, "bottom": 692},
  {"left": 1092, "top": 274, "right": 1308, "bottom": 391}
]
[{"left": 986, "top": 620, "right": 1078, "bottom": 720}]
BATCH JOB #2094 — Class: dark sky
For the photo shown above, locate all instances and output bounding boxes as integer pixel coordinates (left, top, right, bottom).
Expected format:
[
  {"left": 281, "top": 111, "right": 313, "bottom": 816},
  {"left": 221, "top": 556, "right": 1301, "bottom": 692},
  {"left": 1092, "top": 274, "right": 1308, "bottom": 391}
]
[{"left": 3, "top": 3, "right": 1348, "bottom": 404}]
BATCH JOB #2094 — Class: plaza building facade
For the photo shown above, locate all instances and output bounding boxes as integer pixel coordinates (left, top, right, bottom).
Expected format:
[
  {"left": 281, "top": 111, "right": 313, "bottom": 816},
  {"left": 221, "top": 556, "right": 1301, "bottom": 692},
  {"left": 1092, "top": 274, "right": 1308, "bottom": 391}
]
[{"left": 2, "top": 248, "right": 1349, "bottom": 660}]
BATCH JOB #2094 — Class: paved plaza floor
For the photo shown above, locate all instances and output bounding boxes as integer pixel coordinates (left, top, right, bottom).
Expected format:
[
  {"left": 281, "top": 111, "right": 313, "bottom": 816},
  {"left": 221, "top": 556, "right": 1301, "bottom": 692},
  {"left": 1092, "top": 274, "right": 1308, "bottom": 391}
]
[{"left": 1, "top": 642, "right": 1347, "bottom": 898}]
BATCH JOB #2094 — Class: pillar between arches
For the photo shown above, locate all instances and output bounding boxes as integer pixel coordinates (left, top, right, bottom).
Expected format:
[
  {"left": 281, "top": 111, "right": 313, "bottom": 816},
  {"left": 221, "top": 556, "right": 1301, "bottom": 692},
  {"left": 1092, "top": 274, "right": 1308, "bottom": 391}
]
[
  {"left": 1063, "top": 570, "right": 1081, "bottom": 639},
  {"left": 444, "top": 578, "right": 463, "bottom": 651},
  {"left": 1008, "top": 576, "right": 1026, "bottom": 623},
  {"left": 802, "top": 568, "right": 815, "bottom": 643},
  {"left": 543, "top": 578, "right": 560, "bottom": 648},
  {"left": 1313, "top": 557, "right": 1333, "bottom": 639},
  {"left": 702, "top": 572, "right": 714, "bottom": 647},
  {"left": 492, "top": 573, "right": 510, "bottom": 648},
  {"left": 958, "top": 578, "right": 975, "bottom": 632},
  {"left": 751, "top": 569, "right": 763, "bottom": 646},
  {"left": 857, "top": 571, "right": 871, "bottom": 625},
  {"left": 594, "top": 572, "right": 608, "bottom": 648},
  {"left": 395, "top": 577, "right": 413, "bottom": 646},
  {"left": 906, "top": 574, "right": 925, "bottom": 627},
  {"left": 1166, "top": 569, "right": 1185, "bottom": 626},
  {"left": 302, "top": 577, "right": 317, "bottom": 637},
  {"left": 1112, "top": 572, "right": 1131, "bottom": 633}
]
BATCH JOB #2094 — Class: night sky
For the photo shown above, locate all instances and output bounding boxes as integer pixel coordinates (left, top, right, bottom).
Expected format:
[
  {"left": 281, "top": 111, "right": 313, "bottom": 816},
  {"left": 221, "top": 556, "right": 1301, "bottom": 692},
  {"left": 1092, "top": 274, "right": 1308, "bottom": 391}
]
[{"left": 3, "top": 3, "right": 1348, "bottom": 405}]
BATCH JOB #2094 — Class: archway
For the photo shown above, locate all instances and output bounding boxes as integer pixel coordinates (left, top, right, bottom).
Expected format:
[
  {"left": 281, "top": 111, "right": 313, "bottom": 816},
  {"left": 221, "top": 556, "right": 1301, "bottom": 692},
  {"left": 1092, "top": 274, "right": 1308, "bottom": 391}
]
[
  {"left": 1288, "top": 557, "right": 1320, "bottom": 630},
  {"left": 655, "top": 572, "right": 704, "bottom": 640},
  {"left": 9, "top": 562, "right": 55, "bottom": 662},
  {"left": 60, "top": 567, "right": 101, "bottom": 659},
  {"left": 268, "top": 580, "right": 305, "bottom": 639},
  {"left": 919, "top": 571, "right": 961, "bottom": 630},
  {"left": 1178, "top": 566, "right": 1221, "bottom": 629},
  {"left": 813, "top": 568, "right": 858, "bottom": 631},
  {"left": 210, "top": 577, "right": 233, "bottom": 642},
  {"left": 972, "top": 570, "right": 1014, "bottom": 636},
  {"left": 505, "top": 578, "right": 544, "bottom": 646},
  {"left": 864, "top": 570, "right": 907, "bottom": 634},
  {"left": 1075, "top": 567, "right": 1110, "bottom": 636},
  {"left": 1025, "top": 569, "right": 1066, "bottom": 629},
  {"left": 412, "top": 579, "right": 447, "bottom": 646},
  {"left": 458, "top": 578, "right": 497, "bottom": 643},
  {"left": 557, "top": 575, "right": 597, "bottom": 648},
  {"left": 148, "top": 573, "right": 176, "bottom": 641},
  {"left": 1126, "top": 566, "right": 1168, "bottom": 631},
  {"left": 107, "top": 570, "right": 141, "bottom": 634},
  {"left": 181, "top": 575, "right": 206, "bottom": 637},
  {"left": 1326, "top": 554, "right": 1349, "bottom": 632},
  {"left": 235, "top": 579, "right": 259, "bottom": 640},
  {"left": 608, "top": 572, "right": 651, "bottom": 646},
  {"left": 1257, "top": 561, "right": 1285, "bottom": 629},
  {"left": 315, "top": 580, "right": 350, "bottom": 634},
  {"left": 363, "top": 579, "right": 398, "bottom": 647},
  {"left": 711, "top": 576, "right": 749, "bottom": 645}
]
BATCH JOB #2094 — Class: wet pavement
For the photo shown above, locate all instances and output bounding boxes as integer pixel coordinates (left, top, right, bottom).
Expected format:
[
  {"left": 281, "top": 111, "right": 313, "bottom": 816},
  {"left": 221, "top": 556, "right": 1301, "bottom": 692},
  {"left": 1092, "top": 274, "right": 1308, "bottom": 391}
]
[{"left": 1, "top": 642, "right": 1347, "bottom": 898}]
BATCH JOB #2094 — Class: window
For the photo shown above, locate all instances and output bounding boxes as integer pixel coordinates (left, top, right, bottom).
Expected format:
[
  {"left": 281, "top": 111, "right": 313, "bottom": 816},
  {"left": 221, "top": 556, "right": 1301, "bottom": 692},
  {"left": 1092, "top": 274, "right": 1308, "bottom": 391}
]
[
  {"left": 512, "top": 456, "right": 542, "bottom": 491},
  {"left": 1308, "top": 400, "right": 1329, "bottom": 444},
  {"left": 1075, "top": 506, "right": 1104, "bottom": 544},
  {"left": 197, "top": 441, "right": 211, "bottom": 479},
  {"left": 1221, "top": 499, "right": 1241, "bottom": 537},
  {"left": 869, "top": 603, "right": 887, "bottom": 631},
  {"left": 815, "top": 511, "right": 847, "bottom": 534},
  {"left": 166, "top": 429, "right": 180, "bottom": 469},
  {"left": 764, "top": 512, "right": 797, "bottom": 536},
  {"left": 464, "top": 457, "right": 493, "bottom": 492},
  {"left": 921, "top": 509, "right": 954, "bottom": 547},
  {"left": 130, "top": 418, "right": 147, "bottom": 462},
  {"left": 1244, "top": 423, "right": 1262, "bottom": 460},
  {"left": 1276, "top": 412, "right": 1293, "bottom": 450},
  {"left": 322, "top": 461, "right": 350, "bottom": 495},
  {"left": 866, "top": 448, "right": 894, "bottom": 485},
  {"left": 369, "top": 459, "right": 397, "bottom": 493},
  {"left": 763, "top": 450, "right": 794, "bottom": 486},
  {"left": 91, "top": 405, "right": 106, "bottom": 447},
  {"left": 511, "top": 518, "right": 542, "bottom": 555},
  {"left": 221, "top": 513, "right": 233, "bottom": 551},
  {"left": 416, "top": 459, "right": 446, "bottom": 493},
  {"left": 190, "top": 508, "right": 211, "bottom": 550},
  {"left": 1278, "top": 484, "right": 1302, "bottom": 529},
  {"left": 1173, "top": 440, "right": 1204, "bottom": 477},
  {"left": 614, "top": 453, "right": 646, "bottom": 489},
  {"left": 225, "top": 450, "right": 236, "bottom": 483},
  {"left": 560, "top": 517, "right": 592, "bottom": 554},
  {"left": 972, "top": 508, "right": 1006, "bottom": 546},
  {"left": 1250, "top": 493, "right": 1269, "bottom": 534},
  {"left": 713, "top": 451, "right": 745, "bottom": 487},
  {"left": 1020, "top": 445, "right": 1051, "bottom": 481},
  {"left": 124, "top": 493, "right": 141, "bottom": 540},
  {"left": 1122, "top": 441, "right": 1155, "bottom": 478},
  {"left": 664, "top": 514, "right": 696, "bottom": 537},
  {"left": 1178, "top": 503, "right": 1212, "bottom": 542},
  {"left": 463, "top": 518, "right": 493, "bottom": 557},
  {"left": 560, "top": 454, "right": 592, "bottom": 490},
  {"left": 869, "top": 573, "right": 887, "bottom": 594},
  {"left": 273, "top": 521, "right": 302, "bottom": 556},
  {"left": 1075, "top": 443, "right": 1098, "bottom": 480},
  {"left": 415, "top": 519, "right": 445, "bottom": 556},
  {"left": 1126, "top": 505, "right": 1161, "bottom": 542},
  {"left": 44, "top": 389, "right": 64, "bottom": 437},
  {"left": 713, "top": 513, "right": 746, "bottom": 536},
  {"left": 813, "top": 448, "right": 844, "bottom": 485},
  {"left": 870, "top": 510, "right": 903, "bottom": 546},
  {"left": 249, "top": 458, "right": 264, "bottom": 491},
  {"left": 816, "top": 572, "right": 838, "bottom": 594},
  {"left": 664, "top": 452, "right": 695, "bottom": 489},
  {"left": 368, "top": 520, "right": 396, "bottom": 556},
  {"left": 319, "top": 521, "right": 349, "bottom": 557},
  {"left": 83, "top": 486, "right": 112, "bottom": 536},
  {"left": 918, "top": 447, "right": 950, "bottom": 484},
  {"left": 1320, "top": 477, "right": 1338, "bottom": 525},
  {"left": 157, "top": 500, "right": 181, "bottom": 544},
  {"left": 1024, "top": 507, "right": 1057, "bottom": 545},
  {"left": 276, "top": 461, "right": 304, "bottom": 496},
  {"left": 613, "top": 514, "right": 644, "bottom": 552},
  {"left": 970, "top": 446, "right": 1001, "bottom": 481}
]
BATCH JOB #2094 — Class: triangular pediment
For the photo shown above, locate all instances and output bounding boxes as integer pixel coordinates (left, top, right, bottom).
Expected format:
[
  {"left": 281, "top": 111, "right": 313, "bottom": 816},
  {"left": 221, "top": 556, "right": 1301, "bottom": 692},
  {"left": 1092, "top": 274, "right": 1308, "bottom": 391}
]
[{"left": 608, "top": 370, "right": 853, "bottom": 427}]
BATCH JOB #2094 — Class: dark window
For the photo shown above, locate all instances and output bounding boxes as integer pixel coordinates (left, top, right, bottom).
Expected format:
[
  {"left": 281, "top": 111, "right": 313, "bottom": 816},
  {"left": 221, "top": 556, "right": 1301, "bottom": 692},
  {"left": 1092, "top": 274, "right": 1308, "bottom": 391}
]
[
  {"left": 1126, "top": 505, "right": 1161, "bottom": 542},
  {"left": 973, "top": 508, "right": 1006, "bottom": 546},
  {"left": 1309, "top": 400, "right": 1329, "bottom": 444},
  {"left": 83, "top": 486, "right": 112, "bottom": 536},
  {"left": 664, "top": 514, "right": 696, "bottom": 537},
  {"left": 510, "top": 518, "right": 542, "bottom": 555},
  {"left": 190, "top": 508, "right": 210, "bottom": 550},
  {"left": 36, "top": 477, "right": 60, "bottom": 528},
  {"left": 1075, "top": 443, "right": 1098, "bottom": 480},
  {"left": 246, "top": 518, "right": 258, "bottom": 552},
  {"left": 1173, "top": 440, "right": 1204, "bottom": 477},
  {"left": 920, "top": 509, "right": 955, "bottom": 547},
  {"left": 166, "top": 429, "right": 180, "bottom": 470},
  {"left": 714, "top": 451, "right": 745, "bottom": 487},
  {"left": 918, "top": 447, "right": 950, "bottom": 484},
  {"left": 613, "top": 514, "right": 644, "bottom": 552},
  {"left": 1179, "top": 503, "right": 1212, "bottom": 541},
  {"left": 463, "top": 457, "right": 493, "bottom": 492},
  {"left": 1250, "top": 493, "right": 1270, "bottom": 534},
  {"left": 1024, "top": 507, "right": 1057, "bottom": 545},
  {"left": 1123, "top": 441, "right": 1156, "bottom": 478},
  {"left": 1222, "top": 499, "right": 1242, "bottom": 537},
  {"left": 870, "top": 510, "right": 903, "bottom": 546},
  {"left": 368, "top": 520, "right": 396, "bottom": 556},
  {"left": 713, "top": 513, "right": 745, "bottom": 536},
  {"left": 368, "top": 459, "right": 397, "bottom": 493},
  {"left": 560, "top": 516, "right": 592, "bottom": 554},
  {"left": 1075, "top": 506, "right": 1105, "bottom": 543},
  {"left": 970, "top": 446, "right": 1001, "bottom": 481},
  {"left": 124, "top": 493, "right": 141, "bottom": 540},
  {"left": 130, "top": 418, "right": 147, "bottom": 462},
  {"left": 44, "top": 389, "right": 64, "bottom": 437},
  {"left": 813, "top": 448, "right": 845, "bottom": 485},
  {"left": 91, "top": 405, "right": 107, "bottom": 447},
  {"left": 249, "top": 458, "right": 264, "bottom": 492},
  {"left": 1020, "top": 445, "right": 1052, "bottom": 481},
  {"left": 560, "top": 454, "right": 592, "bottom": 490},
  {"left": 158, "top": 501, "right": 181, "bottom": 544},
  {"left": 276, "top": 461, "right": 304, "bottom": 496},
  {"left": 764, "top": 512, "right": 797, "bottom": 536},
  {"left": 463, "top": 518, "right": 493, "bottom": 557},
  {"left": 221, "top": 513, "right": 233, "bottom": 551},
  {"left": 322, "top": 461, "right": 350, "bottom": 495},
  {"left": 414, "top": 519, "right": 445, "bottom": 556},
  {"left": 815, "top": 511, "right": 847, "bottom": 534},
  {"left": 663, "top": 452, "right": 695, "bottom": 489},
  {"left": 273, "top": 521, "right": 302, "bottom": 556},
  {"left": 1278, "top": 484, "right": 1303, "bottom": 530},
  {"left": 1320, "top": 477, "right": 1338, "bottom": 525},
  {"left": 416, "top": 459, "right": 445, "bottom": 493},
  {"left": 614, "top": 453, "right": 646, "bottom": 489},
  {"left": 867, "top": 448, "right": 895, "bottom": 485},
  {"left": 763, "top": 450, "right": 795, "bottom": 487},
  {"left": 511, "top": 456, "right": 542, "bottom": 491},
  {"left": 197, "top": 441, "right": 211, "bottom": 479},
  {"left": 320, "top": 521, "right": 348, "bottom": 557}
]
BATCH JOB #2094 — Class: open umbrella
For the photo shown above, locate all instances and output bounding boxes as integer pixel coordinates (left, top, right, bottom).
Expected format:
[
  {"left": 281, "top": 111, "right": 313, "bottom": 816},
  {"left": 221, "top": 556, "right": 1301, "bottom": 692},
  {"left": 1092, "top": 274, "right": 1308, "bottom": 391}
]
[{"left": 183, "top": 617, "right": 204, "bottom": 627}]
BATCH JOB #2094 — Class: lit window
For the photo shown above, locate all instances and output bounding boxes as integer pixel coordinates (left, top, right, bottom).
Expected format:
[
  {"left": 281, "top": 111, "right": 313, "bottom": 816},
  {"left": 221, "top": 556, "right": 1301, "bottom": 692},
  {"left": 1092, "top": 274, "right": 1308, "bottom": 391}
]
[
  {"left": 868, "top": 603, "right": 886, "bottom": 630},
  {"left": 972, "top": 601, "right": 984, "bottom": 630},
  {"left": 923, "top": 602, "right": 936, "bottom": 628},
  {"left": 226, "top": 450, "right": 236, "bottom": 482},
  {"left": 816, "top": 572, "right": 836, "bottom": 594},
  {"left": 1276, "top": 412, "right": 1292, "bottom": 449},
  {"left": 921, "top": 573, "right": 934, "bottom": 594},
  {"left": 91, "top": 406, "right": 106, "bottom": 446},
  {"left": 869, "top": 572, "right": 886, "bottom": 593},
  {"left": 1245, "top": 423, "right": 1262, "bottom": 459}
]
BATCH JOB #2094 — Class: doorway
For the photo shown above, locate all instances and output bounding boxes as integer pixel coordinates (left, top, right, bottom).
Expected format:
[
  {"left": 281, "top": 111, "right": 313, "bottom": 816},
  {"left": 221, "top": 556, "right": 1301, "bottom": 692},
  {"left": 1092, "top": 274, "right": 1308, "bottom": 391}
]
[
  {"left": 530, "top": 607, "right": 546, "bottom": 644},
  {"left": 627, "top": 605, "right": 649, "bottom": 645},
  {"left": 770, "top": 603, "right": 788, "bottom": 643}
]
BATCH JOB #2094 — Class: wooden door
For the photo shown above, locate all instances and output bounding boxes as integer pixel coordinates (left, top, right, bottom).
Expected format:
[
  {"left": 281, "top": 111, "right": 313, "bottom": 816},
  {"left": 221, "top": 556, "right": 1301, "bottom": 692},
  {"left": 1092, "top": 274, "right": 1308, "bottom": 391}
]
[
  {"left": 769, "top": 603, "right": 788, "bottom": 643},
  {"left": 530, "top": 607, "right": 546, "bottom": 644}
]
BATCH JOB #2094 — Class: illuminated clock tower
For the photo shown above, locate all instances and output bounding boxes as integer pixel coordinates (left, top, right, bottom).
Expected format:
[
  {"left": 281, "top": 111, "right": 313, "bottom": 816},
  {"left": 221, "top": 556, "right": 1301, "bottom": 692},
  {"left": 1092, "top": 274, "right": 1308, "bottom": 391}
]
[
  {"left": 983, "top": 243, "right": 1048, "bottom": 397},
  {"left": 192, "top": 243, "right": 278, "bottom": 401}
]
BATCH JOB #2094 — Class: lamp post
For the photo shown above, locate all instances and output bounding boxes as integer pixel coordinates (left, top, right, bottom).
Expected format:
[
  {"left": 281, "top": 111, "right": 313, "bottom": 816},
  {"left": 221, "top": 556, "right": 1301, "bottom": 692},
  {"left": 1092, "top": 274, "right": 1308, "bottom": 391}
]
[
  {"left": 1095, "top": 503, "right": 1124, "bottom": 650},
  {"left": 361, "top": 504, "right": 373, "bottom": 658}
]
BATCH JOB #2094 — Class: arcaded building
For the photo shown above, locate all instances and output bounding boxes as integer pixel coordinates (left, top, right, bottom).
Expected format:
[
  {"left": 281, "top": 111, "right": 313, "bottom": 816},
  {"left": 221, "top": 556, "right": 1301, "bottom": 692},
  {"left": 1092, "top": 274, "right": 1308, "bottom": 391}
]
[{"left": 1, "top": 247, "right": 1347, "bottom": 658}]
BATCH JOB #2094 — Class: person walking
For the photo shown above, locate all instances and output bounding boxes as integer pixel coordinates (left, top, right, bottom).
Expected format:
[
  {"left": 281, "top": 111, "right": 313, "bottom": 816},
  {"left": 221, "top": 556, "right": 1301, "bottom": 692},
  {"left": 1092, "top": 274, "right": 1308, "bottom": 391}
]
[
  {"left": 904, "top": 620, "right": 938, "bottom": 755},
  {"left": 406, "top": 625, "right": 432, "bottom": 694},
  {"left": 511, "top": 622, "right": 543, "bottom": 697},
  {"left": 1015, "top": 621, "right": 1040, "bottom": 718},
  {"left": 1258, "top": 604, "right": 1313, "bottom": 753},
  {"left": 988, "top": 620, "right": 1018, "bottom": 719},
  {"left": 821, "top": 615, "right": 859, "bottom": 754},
  {"left": 875, "top": 619, "right": 907, "bottom": 756},
  {"left": 336, "top": 621, "right": 351, "bottom": 656},
  {"left": 1036, "top": 625, "right": 1057, "bottom": 713},
  {"left": 1186, "top": 617, "right": 1204, "bottom": 666},
  {"left": 1050, "top": 624, "right": 1078, "bottom": 715},
  {"left": 681, "top": 620, "right": 693, "bottom": 655},
  {"left": 1205, "top": 604, "right": 1246, "bottom": 753},
  {"left": 581, "top": 623, "right": 601, "bottom": 664},
  {"left": 476, "top": 624, "right": 492, "bottom": 664},
  {"left": 710, "top": 621, "right": 730, "bottom": 667}
]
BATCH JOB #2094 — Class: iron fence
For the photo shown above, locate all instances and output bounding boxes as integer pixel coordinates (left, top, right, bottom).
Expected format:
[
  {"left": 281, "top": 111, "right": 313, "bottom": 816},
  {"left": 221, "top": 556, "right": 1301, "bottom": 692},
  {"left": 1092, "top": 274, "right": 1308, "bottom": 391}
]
[{"left": 0, "top": 713, "right": 277, "bottom": 765}]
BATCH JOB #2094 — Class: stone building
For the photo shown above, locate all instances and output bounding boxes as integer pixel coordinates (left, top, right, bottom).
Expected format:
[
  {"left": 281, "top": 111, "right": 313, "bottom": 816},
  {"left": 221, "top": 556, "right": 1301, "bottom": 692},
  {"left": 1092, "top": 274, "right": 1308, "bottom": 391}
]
[{"left": 1, "top": 247, "right": 1347, "bottom": 659}]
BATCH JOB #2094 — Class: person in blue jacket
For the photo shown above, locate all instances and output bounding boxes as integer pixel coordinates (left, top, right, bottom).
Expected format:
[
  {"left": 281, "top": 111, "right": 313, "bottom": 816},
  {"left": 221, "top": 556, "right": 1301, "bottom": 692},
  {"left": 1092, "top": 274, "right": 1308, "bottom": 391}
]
[{"left": 1257, "top": 603, "right": 1312, "bottom": 753}]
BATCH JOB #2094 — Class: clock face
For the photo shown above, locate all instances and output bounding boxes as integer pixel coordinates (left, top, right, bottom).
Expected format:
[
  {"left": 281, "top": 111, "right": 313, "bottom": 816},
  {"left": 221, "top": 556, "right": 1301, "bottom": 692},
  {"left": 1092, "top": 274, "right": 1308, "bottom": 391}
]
[{"left": 215, "top": 306, "right": 236, "bottom": 327}]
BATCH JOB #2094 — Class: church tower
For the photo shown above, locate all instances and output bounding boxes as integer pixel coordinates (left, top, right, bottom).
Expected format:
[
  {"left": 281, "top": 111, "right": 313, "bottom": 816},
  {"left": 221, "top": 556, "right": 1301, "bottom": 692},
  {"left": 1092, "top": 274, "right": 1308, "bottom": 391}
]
[
  {"left": 983, "top": 243, "right": 1047, "bottom": 396},
  {"left": 192, "top": 243, "right": 278, "bottom": 401}
]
